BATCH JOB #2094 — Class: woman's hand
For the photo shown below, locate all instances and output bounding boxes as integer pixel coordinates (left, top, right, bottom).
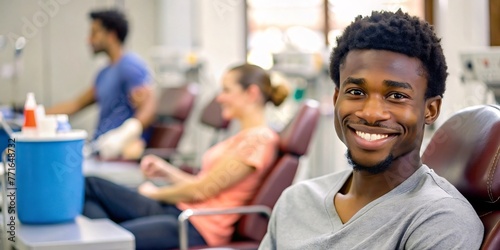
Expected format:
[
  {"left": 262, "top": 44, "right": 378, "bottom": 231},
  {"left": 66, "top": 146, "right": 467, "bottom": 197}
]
[
  {"left": 138, "top": 181, "right": 160, "bottom": 199},
  {"left": 140, "top": 154, "right": 174, "bottom": 180},
  {"left": 140, "top": 154, "right": 198, "bottom": 184}
]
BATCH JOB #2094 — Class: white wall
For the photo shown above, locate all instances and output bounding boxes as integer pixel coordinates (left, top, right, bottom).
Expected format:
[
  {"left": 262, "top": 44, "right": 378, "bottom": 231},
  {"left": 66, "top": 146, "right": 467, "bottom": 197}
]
[
  {"left": 0, "top": 1, "right": 47, "bottom": 109},
  {"left": 156, "top": 0, "right": 193, "bottom": 50},
  {"left": 433, "top": 0, "right": 493, "bottom": 127},
  {"left": 198, "top": 0, "right": 246, "bottom": 82}
]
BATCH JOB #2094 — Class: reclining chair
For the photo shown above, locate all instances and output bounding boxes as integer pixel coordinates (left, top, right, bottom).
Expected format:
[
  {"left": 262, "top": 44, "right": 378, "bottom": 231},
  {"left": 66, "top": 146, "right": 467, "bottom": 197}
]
[
  {"left": 145, "top": 84, "right": 198, "bottom": 158},
  {"left": 176, "top": 96, "right": 230, "bottom": 175},
  {"left": 199, "top": 96, "right": 231, "bottom": 146},
  {"left": 178, "top": 99, "right": 321, "bottom": 250},
  {"left": 421, "top": 104, "right": 500, "bottom": 250}
]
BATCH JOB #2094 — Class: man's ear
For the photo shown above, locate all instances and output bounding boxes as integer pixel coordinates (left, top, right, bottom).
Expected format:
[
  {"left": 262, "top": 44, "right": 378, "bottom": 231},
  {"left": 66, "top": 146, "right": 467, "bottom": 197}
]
[
  {"left": 107, "top": 30, "right": 119, "bottom": 43},
  {"left": 424, "top": 96, "right": 442, "bottom": 125},
  {"left": 333, "top": 87, "right": 340, "bottom": 106}
]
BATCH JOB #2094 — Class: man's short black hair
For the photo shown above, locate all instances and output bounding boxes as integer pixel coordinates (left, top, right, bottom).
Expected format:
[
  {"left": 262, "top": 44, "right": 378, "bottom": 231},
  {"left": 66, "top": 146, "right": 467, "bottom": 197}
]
[
  {"left": 329, "top": 10, "right": 447, "bottom": 99},
  {"left": 89, "top": 9, "right": 128, "bottom": 44}
]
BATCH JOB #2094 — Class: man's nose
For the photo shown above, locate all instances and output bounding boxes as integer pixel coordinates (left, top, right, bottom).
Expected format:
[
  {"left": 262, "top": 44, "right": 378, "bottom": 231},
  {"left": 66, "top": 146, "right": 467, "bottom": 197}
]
[{"left": 354, "top": 95, "right": 391, "bottom": 124}]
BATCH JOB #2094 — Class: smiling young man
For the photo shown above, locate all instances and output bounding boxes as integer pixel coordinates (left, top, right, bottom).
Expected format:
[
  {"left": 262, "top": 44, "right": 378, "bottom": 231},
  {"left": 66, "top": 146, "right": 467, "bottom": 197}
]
[{"left": 259, "top": 10, "right": 484, "bottom": 250}]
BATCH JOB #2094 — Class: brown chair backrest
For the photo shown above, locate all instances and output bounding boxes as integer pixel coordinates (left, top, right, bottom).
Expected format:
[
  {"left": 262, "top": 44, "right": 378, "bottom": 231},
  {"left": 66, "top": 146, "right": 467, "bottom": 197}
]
[
  {"left": 156, "top": 84, "right": 198, "bottom": 120},
  {"left": 200, "top": 96, "right": 231, "bottom": 147},
  {"left": 200, "top": 96, "right": 230, "bottom": 130},
  {"left": 147, "top": 84, "right": 197, "bottom": 149},
  {"left": 422, "top": 104, "right": 500, "bottom": 250},
  {"left": 235, "top": 99, "right": 321, "bottom": 242}
]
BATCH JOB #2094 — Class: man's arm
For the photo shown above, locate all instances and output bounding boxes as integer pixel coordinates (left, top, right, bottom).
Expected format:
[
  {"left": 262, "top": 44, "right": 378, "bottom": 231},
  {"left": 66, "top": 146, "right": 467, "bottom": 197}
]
[
  {"left": 129, "top": 85, "right": 157, "bottom": 128},
  {"left": 97, "top": 84, "right": 156, "bottom": 160},
  {"left": 46, "top": 87, "right": 96, "bottom": 115},
  {"left": 259, "top": 201, "right": 279, "bottom": 250}
]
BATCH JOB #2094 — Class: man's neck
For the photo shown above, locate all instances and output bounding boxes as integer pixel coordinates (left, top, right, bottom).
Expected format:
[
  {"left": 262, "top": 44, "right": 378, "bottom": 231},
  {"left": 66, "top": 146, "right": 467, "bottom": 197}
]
[
  {"left": 107, "top": 44, "right": 124, "bottom": 64},
  {"left": 334, "top": 150, "right": 422, "bottom": 223},
  {"left": 346, "top": 150, "right": 422, "bottom": 199}
]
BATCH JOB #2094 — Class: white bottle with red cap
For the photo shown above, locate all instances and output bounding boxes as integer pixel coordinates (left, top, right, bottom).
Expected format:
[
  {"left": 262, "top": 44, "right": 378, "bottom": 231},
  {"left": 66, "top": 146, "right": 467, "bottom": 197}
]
[{"left": 22, "top": 92, "right": 38, "bottom": 135}]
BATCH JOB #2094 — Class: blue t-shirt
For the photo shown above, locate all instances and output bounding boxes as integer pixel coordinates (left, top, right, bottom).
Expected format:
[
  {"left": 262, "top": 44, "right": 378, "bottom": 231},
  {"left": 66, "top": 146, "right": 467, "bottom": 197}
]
[{"left": 93, "top": 52, "right": 151, "bottom": 139}]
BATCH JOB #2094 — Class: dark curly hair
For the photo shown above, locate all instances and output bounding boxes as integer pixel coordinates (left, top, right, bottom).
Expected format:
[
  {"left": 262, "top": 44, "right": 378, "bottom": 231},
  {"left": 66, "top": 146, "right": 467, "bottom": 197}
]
[
  {"left": 329, "top": 10, "right": 447, "bottom": 98},
  {"left": 90, "top": 9, "right": 128, "bottom": 44}
]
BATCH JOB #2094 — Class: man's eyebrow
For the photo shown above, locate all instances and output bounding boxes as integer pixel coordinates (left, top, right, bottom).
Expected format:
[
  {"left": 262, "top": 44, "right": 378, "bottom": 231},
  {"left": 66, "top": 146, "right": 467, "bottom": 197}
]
[
  {"left": 384, "top": 80, "right": 413, "bottom": 91},
  {"left": 342, "top": 77, "right": 365, "bottom": 85},
  {"left": 342, "top": 77, "right": 414, "bottom": 92}
]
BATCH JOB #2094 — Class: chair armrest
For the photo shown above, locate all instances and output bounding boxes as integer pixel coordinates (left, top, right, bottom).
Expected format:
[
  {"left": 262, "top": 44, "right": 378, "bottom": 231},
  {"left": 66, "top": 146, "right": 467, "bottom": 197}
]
[
  {"left": 142, "top": 148, "right": 178, "bottom": 159},
  {"left": 178, "top": 164, "right": 200, "bottom": 175},
  {"left": 178, "top": 205, "right": 272, "bottom": 250},
  {"left": 142, "top": 149, "right": 198, "bottom": 166}
]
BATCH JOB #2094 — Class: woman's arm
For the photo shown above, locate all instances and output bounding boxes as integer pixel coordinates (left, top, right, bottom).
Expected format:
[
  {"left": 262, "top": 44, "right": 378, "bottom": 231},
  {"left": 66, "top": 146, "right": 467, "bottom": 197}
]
[
  {"left": 139, "top": 157, "right": 256, "bottom": 204},
  {"left": 141, "top": 154, "right": 197, "bottom": 184}
]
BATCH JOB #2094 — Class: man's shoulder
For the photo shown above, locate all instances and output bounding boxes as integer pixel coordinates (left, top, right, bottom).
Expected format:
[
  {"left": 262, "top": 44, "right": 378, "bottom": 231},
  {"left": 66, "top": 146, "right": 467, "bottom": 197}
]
[
  {"left": 418, "top": 166, "right": 470, "bottom": 202},
  {"left": 393, "top": 166, "right": 479, "bottom": 225},
  {"left": 283, "top": 169, "right": 352, "bottom": 198},
  {"left": 119, "top": 52, "right": 148, "bottom": 68}
]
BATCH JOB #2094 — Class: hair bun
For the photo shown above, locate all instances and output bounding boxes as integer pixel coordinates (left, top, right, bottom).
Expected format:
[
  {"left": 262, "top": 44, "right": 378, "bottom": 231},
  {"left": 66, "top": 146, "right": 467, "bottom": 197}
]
[{"left": 270, "top": 84, "right": 289, "bottom": 106}]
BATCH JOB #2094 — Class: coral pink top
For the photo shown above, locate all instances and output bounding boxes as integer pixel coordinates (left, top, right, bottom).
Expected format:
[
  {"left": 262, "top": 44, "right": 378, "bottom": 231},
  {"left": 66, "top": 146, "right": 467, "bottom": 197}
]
[{"left": 177, "top": 126, "right": 279, "bottom": 246}]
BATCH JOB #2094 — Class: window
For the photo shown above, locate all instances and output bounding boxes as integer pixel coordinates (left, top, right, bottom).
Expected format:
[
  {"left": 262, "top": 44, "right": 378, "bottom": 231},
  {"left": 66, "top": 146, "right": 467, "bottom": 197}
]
[
  {"left": 246, "top": 0, "right": 424, "bottom": 68},
  {"left": 246, "top": 0, "right": 325, "bottom": 68}
]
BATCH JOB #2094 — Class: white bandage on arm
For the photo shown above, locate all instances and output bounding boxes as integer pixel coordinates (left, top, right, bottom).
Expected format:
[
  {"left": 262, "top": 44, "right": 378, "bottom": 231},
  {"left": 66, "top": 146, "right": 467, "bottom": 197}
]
[{"left": 97, "top": 118, "right": 143, "bottom": 160}]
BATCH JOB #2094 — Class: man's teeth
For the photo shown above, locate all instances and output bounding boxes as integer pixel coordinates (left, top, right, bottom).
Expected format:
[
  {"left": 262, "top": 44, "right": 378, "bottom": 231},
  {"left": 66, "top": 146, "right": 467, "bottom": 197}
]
[{"left": 355, "top": 131, "right": 389, "bottom": 141}]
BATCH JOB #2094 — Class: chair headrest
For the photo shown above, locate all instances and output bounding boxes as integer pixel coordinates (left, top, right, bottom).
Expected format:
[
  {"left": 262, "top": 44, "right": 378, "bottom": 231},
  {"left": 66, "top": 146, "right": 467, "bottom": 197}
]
[
  {"left": 279, "top": 99, "right": 321, "bottom": 156},
  {"left": 156, "top": 84, "right": 198, "bottom": 121},
  {"left": 200, "top": 96, "right": 230, "bottom": 129},
  {"left": 422, "top": 105, "right": 500, "bottom": 207}
]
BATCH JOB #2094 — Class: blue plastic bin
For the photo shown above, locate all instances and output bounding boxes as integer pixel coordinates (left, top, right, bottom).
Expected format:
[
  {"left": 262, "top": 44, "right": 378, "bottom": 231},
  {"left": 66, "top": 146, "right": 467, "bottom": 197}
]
[
  {"left": 0, "top": 127, "right": 21, "bottom": 154},
  {"left": 12, "top": 130, "right": 87, "bottom": 224},
  {"left": 0, "top": 128, "right": 11, "bottom": 154}
]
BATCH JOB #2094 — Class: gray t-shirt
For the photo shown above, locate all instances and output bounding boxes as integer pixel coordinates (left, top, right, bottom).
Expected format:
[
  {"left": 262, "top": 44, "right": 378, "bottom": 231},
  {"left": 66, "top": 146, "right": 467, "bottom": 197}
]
[{"left": 259, "top": 165, "right": 483, "bottom": 250}]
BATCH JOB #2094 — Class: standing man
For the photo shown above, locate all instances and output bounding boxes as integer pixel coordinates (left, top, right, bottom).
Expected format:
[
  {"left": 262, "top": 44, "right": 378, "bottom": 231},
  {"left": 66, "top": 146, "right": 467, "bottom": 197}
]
[
  {"left": 259, "top": 10, "right": 483, "bottom": 249},
  {"left": 48, "top": 9, "right": 157, "bottom": 160}
]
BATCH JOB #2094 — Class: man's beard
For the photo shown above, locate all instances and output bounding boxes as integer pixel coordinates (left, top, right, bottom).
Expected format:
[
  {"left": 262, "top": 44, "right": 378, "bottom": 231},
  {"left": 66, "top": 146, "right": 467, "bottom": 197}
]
[
  {"left": 91, "top": 45, "right": 107, "bottom": 55},
  {"left": 346, "top": 150, "right": 394, "bottom": 174},
  {"left": 92, "top": 48, "right": 105, "bottom": 55}
]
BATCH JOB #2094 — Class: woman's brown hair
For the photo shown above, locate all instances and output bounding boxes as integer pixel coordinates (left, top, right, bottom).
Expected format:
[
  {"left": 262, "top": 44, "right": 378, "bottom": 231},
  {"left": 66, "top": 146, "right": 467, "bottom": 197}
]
[{"left": 229, "top": 64, "right": 289, "bottom": 106}]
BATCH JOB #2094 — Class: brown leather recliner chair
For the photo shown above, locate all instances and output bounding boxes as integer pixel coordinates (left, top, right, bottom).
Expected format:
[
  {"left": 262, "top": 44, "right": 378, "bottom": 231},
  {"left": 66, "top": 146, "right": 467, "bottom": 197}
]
[
  {"left": 145, "top": 84, "right": 198, "bottom": 158},
  {"left": 422, "top": 104, "right": 500, "bottom": 250},
  {"left": 178, "top": 99, "right": 321, "bottom": 250},
  {"left": 200, "top": 96, "right": 231, "bottom": 146}
]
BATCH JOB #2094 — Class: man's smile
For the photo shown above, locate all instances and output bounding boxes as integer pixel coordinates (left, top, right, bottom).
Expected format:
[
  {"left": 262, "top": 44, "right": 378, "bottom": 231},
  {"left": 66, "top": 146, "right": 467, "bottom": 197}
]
[
  {"left": 347, "top": 124, "right": 400, "bottom": 151},
  {"left": 355, "top": 131, "right": 389, "bottom": 141}
]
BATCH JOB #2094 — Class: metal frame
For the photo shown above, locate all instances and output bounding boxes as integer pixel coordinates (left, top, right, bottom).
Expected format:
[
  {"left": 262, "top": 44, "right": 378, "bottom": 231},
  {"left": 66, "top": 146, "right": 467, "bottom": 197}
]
[{"left": 178, "top": 205, "right": 272, "bottom": 250}]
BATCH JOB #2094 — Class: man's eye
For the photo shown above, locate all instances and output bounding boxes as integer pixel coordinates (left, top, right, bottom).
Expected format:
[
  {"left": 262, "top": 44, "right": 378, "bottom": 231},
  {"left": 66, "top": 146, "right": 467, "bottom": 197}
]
[
  {"left": 347, "top": 89, "right": 364, "bottom": 96},
  {"left": 388, "top": 93, "right": 407, "bottom": 99}
]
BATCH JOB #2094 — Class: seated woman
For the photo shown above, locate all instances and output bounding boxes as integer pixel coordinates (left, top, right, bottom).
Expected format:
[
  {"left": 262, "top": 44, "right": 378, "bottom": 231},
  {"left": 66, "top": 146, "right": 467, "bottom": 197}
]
[{"left": 83, "top": 63, "right": 289, "bottom": 249}]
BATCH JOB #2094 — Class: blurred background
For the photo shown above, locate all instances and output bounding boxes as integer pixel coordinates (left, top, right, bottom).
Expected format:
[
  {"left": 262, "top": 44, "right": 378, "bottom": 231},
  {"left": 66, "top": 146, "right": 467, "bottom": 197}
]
[{"left": 0, "top": 0, "right": 497, "bottom": 181}]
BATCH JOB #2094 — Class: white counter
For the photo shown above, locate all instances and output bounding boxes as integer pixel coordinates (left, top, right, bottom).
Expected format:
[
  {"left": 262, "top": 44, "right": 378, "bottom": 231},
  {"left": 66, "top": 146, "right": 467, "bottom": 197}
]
[
  {"left": 1, "top": 216, "right": 134, "bottom": 250},
  {"left": 82, "top": 157, "right": 145, "bottom": 187}
]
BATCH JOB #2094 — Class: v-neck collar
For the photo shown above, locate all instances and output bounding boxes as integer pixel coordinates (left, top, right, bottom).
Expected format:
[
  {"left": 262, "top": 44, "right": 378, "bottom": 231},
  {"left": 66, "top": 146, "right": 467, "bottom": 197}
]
[{"left": 324, "top": 165, "right": 429, "bottom": 230}]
